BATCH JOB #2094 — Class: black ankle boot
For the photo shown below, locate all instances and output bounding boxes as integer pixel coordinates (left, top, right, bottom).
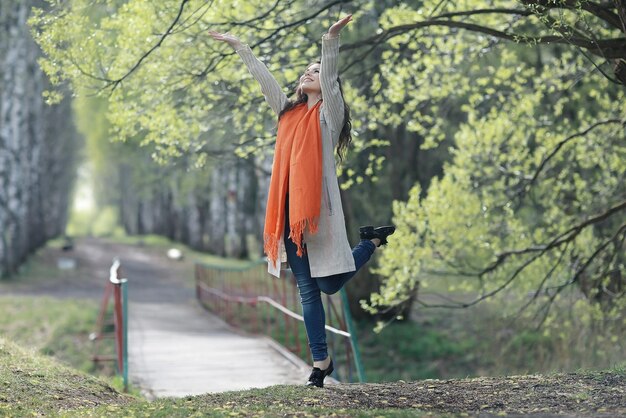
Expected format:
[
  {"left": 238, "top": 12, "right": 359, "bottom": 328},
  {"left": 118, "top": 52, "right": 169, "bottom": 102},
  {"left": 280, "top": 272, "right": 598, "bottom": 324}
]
[
  {"left": 306, "top": 359, "right": 334, "bottom": 388},
  {"left": 359, "top": 225, "right": 396, "bottom": 247}
]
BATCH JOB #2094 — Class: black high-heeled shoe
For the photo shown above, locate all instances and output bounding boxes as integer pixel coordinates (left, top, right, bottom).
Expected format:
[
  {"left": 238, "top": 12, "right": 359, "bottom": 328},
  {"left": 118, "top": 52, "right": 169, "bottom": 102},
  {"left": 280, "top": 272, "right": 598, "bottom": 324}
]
[
  {"left": 359, "top": 225, "right": 396, "bottom": 247},
  {"left": 306, "top": 359, "right": 334, "bottom": 388}
]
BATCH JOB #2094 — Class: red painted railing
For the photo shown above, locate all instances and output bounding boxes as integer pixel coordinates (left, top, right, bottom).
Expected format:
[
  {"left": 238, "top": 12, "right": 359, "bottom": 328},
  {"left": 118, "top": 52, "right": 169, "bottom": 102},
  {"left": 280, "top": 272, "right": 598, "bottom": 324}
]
[
  {"left": 91, "top": 259, "right": 129, "bottom": 391},
  {"left": 195, "top": 261, "right": 365, "bottom": 382}
]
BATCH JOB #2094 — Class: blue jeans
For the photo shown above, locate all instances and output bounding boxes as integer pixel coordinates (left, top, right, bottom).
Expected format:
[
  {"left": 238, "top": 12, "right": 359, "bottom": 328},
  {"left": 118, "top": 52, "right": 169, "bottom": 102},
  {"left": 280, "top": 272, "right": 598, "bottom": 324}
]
[{"left": 283, "top": 215, "right": 376, "bottom": 362}]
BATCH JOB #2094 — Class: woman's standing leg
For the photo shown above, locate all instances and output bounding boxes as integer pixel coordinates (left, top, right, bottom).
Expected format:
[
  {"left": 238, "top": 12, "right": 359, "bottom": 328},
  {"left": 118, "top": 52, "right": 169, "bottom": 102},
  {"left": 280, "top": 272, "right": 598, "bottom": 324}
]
[{"left": 284, "top": 218, "right": 328, "bottom": 363}]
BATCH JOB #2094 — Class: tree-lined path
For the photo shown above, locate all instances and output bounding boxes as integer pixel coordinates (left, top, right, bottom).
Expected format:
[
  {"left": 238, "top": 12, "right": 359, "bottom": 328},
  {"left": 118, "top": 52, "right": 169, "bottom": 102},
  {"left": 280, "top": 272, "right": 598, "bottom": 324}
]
[{"left": 0, "top": 238, "right": 308, "bottom": 397}]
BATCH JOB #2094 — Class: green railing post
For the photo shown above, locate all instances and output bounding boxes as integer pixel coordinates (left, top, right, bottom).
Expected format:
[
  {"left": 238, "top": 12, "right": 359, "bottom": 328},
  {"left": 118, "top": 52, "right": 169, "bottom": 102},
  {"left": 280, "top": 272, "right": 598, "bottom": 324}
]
[
  {"left": 121, "top": 278, "right": 129, "bottom": 393},
  {"left": 340, "top": 288, "right": 366, "bottom": 382}
]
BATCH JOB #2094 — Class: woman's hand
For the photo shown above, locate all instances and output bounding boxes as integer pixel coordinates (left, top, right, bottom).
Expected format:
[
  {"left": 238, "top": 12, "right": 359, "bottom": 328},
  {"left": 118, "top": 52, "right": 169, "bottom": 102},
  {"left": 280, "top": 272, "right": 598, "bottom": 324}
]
[
  {"left": 208, "top": 30, "right": 244, "bottom": 50},
  {"left": 327, "top": 14, "right": 353, "bottom": 37}
]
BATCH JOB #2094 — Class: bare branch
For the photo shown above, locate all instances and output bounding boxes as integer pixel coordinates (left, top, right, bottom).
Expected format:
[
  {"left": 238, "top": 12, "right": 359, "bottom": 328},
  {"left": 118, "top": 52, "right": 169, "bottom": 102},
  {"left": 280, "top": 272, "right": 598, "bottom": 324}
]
[
  {"left": 203, "top": 0, "right": 287, "bottom": 27},
  {"left": 168, "top": 0, "right": 215, "bottom": 34},
  {"left": 482, "top": 200, "right": 626, "bottom": 276},
  {"left": 522, "top": 118, "right": 625, "bottom": 195},
  {"left": 515, "top": 241, "right": 571, "bottom": 316},
  {"left": 545, "top": 223, "right": 626, "bottom": 293},
  {"left": 436, "top": 8, "right": 533, "bottom": 19},
  {"left": 194, "top": 0, "right": 348, "bottom": 79},
  {"left": 413, "top": 201, "right": 626, "bottom": 310},
  {"left": 247, "top": 0, "right": 348, "bottom": 50},
  {"left": 345, "top": 18, "right": 626, "bottom": 58}
]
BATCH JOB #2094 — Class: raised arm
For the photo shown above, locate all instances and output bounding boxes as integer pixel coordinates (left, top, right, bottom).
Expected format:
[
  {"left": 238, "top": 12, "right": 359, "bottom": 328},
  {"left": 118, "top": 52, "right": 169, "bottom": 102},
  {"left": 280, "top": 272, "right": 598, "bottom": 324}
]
[
  {"left": 209, "top": 31, "right": 288, "bottom": 116},
  {"left": 319, "top": 15, "right": 352, "bottom": 137}
]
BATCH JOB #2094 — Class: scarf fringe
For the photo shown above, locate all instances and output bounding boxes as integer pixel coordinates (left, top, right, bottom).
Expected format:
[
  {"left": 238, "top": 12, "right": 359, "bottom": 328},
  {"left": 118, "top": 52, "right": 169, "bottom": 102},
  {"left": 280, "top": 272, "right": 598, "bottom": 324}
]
[
  {"left": 264, "top": 233, "right": 279, "bottom": 265},
  {"left": 289, "top": 217, "right": 319, "bottom": 257}
]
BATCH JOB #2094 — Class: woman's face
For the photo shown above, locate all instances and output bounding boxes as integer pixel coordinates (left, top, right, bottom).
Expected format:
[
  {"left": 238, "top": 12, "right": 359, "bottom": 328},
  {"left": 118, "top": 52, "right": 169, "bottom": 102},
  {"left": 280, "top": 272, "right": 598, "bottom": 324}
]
[{"left": 299, "top": 63, "right": 321, "bottom": 96}]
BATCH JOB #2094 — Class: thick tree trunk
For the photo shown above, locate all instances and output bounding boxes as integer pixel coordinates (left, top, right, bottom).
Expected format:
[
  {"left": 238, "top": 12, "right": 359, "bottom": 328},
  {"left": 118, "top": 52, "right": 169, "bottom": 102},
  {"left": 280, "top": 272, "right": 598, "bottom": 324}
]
[{"left": 0, "top": 0, "right": 80, "bottom": 278}]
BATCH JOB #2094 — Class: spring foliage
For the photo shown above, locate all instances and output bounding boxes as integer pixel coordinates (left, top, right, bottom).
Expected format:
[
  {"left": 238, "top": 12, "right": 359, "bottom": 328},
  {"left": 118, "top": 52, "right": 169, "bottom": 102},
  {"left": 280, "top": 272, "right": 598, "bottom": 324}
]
[{"left": 30, "top": 1, "right": 625, "bottom": 333}]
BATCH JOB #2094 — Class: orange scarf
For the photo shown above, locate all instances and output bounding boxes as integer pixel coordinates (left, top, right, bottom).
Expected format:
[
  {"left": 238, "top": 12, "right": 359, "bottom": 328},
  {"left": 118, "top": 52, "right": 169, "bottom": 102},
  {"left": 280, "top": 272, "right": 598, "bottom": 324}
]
[{"left": 264, "top": 102, "right": 322, "bottom": 264}]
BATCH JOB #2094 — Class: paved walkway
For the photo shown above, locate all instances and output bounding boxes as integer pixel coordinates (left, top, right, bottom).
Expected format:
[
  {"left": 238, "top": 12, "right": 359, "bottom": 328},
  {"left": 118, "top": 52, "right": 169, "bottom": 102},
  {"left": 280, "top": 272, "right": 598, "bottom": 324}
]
[
  {"left": 128, "top": 302, "right": 308, "bottom": 397},
  {"left": 116, "top": 243, "right": 309, "bottom": 398}
]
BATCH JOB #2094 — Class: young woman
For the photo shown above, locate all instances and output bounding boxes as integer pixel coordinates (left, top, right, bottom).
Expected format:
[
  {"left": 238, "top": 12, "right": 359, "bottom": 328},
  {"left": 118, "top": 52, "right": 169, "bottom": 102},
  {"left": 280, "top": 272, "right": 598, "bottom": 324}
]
[{"left": 209, "top": 15, "right": 394, "bottom": 388}]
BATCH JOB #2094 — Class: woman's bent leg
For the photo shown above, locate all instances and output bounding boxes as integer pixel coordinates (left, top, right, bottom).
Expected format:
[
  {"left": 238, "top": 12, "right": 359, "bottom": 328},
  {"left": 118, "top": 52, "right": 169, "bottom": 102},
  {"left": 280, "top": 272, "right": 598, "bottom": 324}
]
[
  {"left": 316, "top": 240, "right": 376, "bottom": 294},
  {"left": 284, "top": 225, "right": 328, "bottom": 361}
]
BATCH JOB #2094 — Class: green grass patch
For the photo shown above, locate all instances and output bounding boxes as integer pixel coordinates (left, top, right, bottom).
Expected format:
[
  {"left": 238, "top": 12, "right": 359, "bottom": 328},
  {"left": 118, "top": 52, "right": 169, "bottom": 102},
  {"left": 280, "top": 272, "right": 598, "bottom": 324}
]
[
  {"left": 0, "top": 247, "right": 65, "bottom": 285},
  {"left": 574, "top": 363, "right": 626, "bottom": 381},
  {"left": 0, "top": 337, "right": 132, "bottom": 416},
  {"left": 0, "top": 295, "right": 115, "bottom": 376},
  {"left": 357, "top": 320, "right": 478, "bottom": 382}
]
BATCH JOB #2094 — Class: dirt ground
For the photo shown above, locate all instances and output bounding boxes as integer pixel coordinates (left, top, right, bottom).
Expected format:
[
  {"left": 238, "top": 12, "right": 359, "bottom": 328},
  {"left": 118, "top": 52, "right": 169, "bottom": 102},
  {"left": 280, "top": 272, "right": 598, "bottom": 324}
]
[
  {"left": 328, "top": 372, "right": 626, "bottom": 416},
  {"left": 191, "top": 371, "right": 625, "bottom": 417}
]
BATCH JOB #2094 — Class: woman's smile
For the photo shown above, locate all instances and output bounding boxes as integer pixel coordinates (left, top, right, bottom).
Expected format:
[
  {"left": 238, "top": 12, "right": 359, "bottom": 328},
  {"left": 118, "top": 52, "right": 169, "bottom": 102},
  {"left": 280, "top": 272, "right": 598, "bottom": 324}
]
[{"left": 300, "top": 64, "right": 321, "bottom": 94}]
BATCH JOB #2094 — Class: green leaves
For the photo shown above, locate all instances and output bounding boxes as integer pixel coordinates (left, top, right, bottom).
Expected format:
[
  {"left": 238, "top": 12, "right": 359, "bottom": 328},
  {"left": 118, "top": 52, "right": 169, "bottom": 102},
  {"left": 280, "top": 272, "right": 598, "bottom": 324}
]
[
  {"left": 355, "top": 1, "right": 626, "bottom": 328},
  {"left": 30, "top": 0, "right": 625, "bottom": 330}
]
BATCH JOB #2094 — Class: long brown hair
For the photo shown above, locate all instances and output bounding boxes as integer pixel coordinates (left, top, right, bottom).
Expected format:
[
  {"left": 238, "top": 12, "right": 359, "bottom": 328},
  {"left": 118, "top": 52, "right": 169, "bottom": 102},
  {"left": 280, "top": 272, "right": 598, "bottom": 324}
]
[{"left": 278, "top": 74, "right": 352, "bottom": 161}]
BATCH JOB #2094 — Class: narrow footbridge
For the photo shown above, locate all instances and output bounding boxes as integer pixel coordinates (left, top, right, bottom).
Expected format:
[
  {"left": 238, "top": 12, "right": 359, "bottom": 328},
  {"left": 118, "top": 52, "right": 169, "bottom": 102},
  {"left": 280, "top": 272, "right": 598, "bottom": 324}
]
[{"left": 94, "top": 253, "right": 363, "bottom": 398}]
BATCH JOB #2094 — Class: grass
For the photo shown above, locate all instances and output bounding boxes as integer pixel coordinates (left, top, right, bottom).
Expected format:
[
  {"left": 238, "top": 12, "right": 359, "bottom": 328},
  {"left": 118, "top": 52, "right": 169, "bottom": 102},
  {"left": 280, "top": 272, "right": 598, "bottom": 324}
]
[
  {"left": 357, "top": 321, "right": 478, "bottom": 382},
  {"left": 0, "top": 249, "right": 65, "bottom": 286},
  {"left": 576, "top": 363, "right": 626, "bottom": 381},
  {"left": 78, "top": 388, "right": 433, "bottom": 418},
  {"left": 0, "top": 337, "right": 132, "bottom": 416},
  {"left": 0, "top": 295, "right": 118, "bottom": 378}
]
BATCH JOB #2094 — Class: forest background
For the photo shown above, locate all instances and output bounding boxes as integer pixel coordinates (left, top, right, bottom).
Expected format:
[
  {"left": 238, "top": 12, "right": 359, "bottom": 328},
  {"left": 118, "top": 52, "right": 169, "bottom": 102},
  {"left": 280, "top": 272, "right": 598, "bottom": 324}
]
[{"left": 1, "top": 0, "right": 624, "bottom": 382}]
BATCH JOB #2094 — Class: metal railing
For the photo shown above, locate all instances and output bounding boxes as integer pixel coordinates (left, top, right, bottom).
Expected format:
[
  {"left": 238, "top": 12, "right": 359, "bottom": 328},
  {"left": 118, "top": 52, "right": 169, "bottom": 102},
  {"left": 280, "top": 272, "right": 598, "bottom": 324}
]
[
  {"left": 195, "top": 260, "right": 365, "bottom": 383},
  {"left": 91, "top": 258, "right": 129, "bottom": 392}
]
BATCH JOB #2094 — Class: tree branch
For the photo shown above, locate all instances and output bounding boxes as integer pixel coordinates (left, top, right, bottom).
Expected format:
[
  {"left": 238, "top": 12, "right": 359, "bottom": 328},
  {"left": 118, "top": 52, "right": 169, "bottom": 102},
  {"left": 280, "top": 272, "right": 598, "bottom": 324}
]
[
  {"left": 531, "top": 222, "right": 626, "bottom": 328},
  {"left": 615, "top": 0, "right": 626, "bottom": 33},
  {"left": 436, "top": 8, "right": 533, "bottom": 19},
  {"left": 515, "top": 241, "right": 571, "bottom": 316},
  {"left": 195, "top": 0, "right": 348, "bottom": 79},
  {"left": 415, "top": 220, "right": 625, "bottom": 310},
  {"left": 106, "top": 0, "right": 191, "bottom": 91},
  {"left": 481, "top": 200, "right": 626, "bottom": 276},
  {"left": 522, "top": 118, "right": 625, "bottom": 196},
  {"left": 246, "top": 0, "right": 348, "bottom": 50},
  {"left": 341, "top": 12, "right": 626, "bottom": 59},
  {"left": 520, "top": 0, "right": 625, "bottom": 31}
]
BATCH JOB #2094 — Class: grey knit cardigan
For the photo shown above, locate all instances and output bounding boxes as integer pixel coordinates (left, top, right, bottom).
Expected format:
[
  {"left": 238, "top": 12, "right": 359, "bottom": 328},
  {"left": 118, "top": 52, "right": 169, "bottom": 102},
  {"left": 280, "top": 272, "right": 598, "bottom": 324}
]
[{"left": 237, "top": 34, "right": 355, "bottom": 278}]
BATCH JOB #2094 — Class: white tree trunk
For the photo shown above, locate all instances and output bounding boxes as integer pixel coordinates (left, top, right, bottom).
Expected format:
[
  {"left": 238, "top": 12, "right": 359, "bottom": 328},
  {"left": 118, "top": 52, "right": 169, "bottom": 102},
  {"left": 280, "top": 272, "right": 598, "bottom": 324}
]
[{"left": 0, "top": 1, "right": 80, "bottom": 277}]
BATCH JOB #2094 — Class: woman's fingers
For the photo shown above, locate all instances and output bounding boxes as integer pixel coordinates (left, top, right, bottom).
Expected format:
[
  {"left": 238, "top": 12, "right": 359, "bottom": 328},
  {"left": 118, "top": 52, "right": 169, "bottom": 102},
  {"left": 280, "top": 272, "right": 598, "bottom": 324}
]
[
  {"left": 208, "top": 30, "right": 234, "bottom": 43},
  {"left": 328, "top": 14, "right": 353, "bottom": 36},
  {"left": 339, "top": 14, "right": 353, "bottom": 25},
  {"left": 208, "top": 30, "right": 242, "bottom": 50},
  {"left": 208, "top": 30, "right": 224, "bottom": 40}
]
